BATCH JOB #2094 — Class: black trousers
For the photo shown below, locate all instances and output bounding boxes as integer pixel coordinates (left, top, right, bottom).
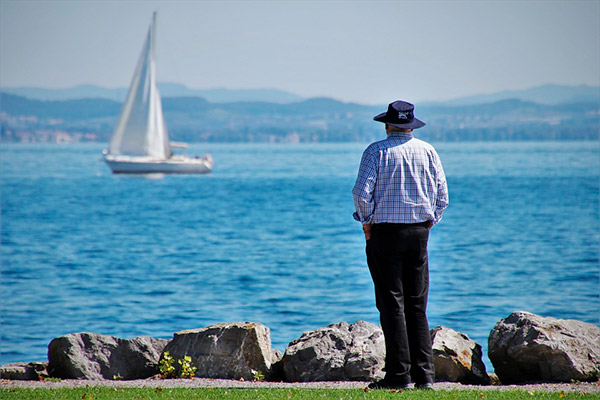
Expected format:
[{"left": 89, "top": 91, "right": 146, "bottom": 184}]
[{"left": 366, "top": 222, "right": 434, "bottom": 385}]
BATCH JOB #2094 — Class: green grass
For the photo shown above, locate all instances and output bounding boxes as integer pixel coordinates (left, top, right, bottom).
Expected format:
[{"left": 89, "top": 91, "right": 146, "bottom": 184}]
[{"left": 1, "top": 388, "right": 598, "bottom": 400}]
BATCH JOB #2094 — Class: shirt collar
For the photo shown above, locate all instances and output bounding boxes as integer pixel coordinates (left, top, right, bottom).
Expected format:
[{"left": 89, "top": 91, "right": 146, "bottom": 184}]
[{"left": 387, "top": 131, "right": 413, "bottom": 140}]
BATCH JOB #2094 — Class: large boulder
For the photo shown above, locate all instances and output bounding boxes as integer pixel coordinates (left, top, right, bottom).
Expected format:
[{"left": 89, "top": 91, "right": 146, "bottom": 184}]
[
  {"left": 430, "top": 326, "right": 490, "bottom": 384},
  {"left": 47, "top": 333, "right": 169, "bottom": 380},
  {"left": 0, "top": 362, "right": 48, "bottom": 380},
  {"left": 489, "top": 311, "right": 600, "bottom": 383},
  {"left": 282, "top": 320, "right": 385, "bottom": 382},
  {"left": 162, "top": 322, "right": 281, "bottom": 380}
]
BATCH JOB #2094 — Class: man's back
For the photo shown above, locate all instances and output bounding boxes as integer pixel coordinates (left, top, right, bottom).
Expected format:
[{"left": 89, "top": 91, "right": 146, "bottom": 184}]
[{"left": 352, "top": 131, "right": 448, "bottom": 225}]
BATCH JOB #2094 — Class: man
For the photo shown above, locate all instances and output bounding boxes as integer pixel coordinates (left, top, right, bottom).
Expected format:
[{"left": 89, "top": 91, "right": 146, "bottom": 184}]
[{"left": 352, "top": 100, "right": 448, "bottom": 390}]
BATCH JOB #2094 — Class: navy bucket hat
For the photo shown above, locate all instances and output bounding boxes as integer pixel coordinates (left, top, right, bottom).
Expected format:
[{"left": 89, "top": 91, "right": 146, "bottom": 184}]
[{"left": 373, "top": 100, "right": 426, "bottom": 130}]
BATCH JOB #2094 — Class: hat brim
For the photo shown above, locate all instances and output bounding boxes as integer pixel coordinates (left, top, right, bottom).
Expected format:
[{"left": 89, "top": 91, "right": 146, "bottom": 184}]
[{"left": 373, "top": 112, "right": 426, "bottom": 129}]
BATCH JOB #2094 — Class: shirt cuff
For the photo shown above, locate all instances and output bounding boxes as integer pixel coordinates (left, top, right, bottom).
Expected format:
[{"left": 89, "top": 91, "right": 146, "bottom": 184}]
[{"left": 353, "top": 212, "right": 372, "bottom": 224}]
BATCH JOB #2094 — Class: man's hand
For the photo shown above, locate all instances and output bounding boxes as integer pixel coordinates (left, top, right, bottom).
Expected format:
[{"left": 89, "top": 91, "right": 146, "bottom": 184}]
[{"left": 362, "top": 224, "right": 372, "bottom": 241}]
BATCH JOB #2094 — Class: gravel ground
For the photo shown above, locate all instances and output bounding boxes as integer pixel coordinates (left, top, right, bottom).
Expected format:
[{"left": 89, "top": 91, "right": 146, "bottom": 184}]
[{"left": 3, "top": 378, "right": 600, "bottom": 393}]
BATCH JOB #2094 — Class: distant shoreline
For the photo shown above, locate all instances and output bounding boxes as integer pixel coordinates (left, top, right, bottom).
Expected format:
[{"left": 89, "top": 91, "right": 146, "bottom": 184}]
[
  {"left": 2, "top": 91, "right": 598, "bottom": 144},
  {"left": 2, "top": 138, "right": 600, "bottom": 146}
]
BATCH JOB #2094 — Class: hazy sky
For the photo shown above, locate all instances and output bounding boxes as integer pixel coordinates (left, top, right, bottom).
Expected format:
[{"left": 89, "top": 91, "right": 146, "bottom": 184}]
[{"left": 1, "top": 0, "right": 598, "bottom": 104}]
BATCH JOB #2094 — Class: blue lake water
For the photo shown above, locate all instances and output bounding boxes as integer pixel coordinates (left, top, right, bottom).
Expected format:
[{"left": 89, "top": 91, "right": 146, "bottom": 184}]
[{"left": 1, "top": 141, "right": 599, "bottom": 373}]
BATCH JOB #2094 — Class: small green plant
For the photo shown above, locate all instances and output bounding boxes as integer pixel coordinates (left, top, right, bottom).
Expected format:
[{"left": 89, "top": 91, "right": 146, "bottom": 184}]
[
  {"left": 40, "top": 376, "right": 62, "bottom": 382},
  {"left": 178, "top": 355, "right": 197, "bottom": 379},
  {"left": 252, "top": 369, "right": 265, "bottom": 382},
  {"left": 159, "top": 352, "right": 176, "bottom": 379}
]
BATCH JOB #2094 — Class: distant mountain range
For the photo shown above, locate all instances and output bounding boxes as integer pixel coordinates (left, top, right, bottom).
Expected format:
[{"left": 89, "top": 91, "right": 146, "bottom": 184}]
[
  {"left": 434, "top": 84, "right": 600, "bottom": 106},
  {"left": 2, "top": 83, "right": 598, "bottom": 106},
  {"left": 0, "top": 83, "right": 303, "bottom": 104},
  {"left": 1, "top": 84, "right": 598, "bottom": 143}
]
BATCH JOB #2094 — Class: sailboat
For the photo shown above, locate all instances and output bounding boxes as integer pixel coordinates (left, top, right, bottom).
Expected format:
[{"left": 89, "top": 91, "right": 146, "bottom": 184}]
[{"left": 103, "top": 12, "right": 213, "bottom": 174}]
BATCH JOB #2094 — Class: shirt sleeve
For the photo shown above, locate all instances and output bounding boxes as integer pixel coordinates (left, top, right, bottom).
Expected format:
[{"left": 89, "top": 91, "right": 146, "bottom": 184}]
[
  {"left": 352, "top": 147, "right": 378, "bottom": 224},
  {"left": 432, "top": 153, "right": 449, "bottom": 224}
]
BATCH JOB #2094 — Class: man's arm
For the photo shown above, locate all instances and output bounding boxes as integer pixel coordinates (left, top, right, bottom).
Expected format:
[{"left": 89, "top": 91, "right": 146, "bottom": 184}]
[
  {"left": 352, "top": 148, "right": 378, "bottom": 229},
  {"left": 433, "top": 153, "right": 449, "bottom": 224}
]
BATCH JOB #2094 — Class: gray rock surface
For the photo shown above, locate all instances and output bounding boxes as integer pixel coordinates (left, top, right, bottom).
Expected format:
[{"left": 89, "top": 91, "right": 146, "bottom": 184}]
[
  {"left": 281, "top": 320, "right": 385, "bottom": 382},
  {"left": 47, "top": 332, "right": 169, "bottom": 380},
  {"left": 162, "top": 322, "right": 281, "bottom": 380},
  {"left": 0, "top": 361, "right": 48, "bottom": 380},
  {"left": 431, "top": 325, "right": 490, "bottom": 384},
  {"left": 488, "top": 311, "right": 600, "bottom": 383}
]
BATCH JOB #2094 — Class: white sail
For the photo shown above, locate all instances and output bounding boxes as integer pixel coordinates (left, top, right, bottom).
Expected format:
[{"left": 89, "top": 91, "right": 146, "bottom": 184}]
[{"left": 108, "top": 12, "right": 172, "bottom": 159}]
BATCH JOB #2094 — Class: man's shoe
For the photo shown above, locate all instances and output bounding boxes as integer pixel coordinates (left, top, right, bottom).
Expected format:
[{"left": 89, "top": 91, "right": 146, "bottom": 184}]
[
  {"left": 416, "top": 382, "right": 434, "bottom": 390},
  {"left": 368, "top": 379, "right": 414, "bottom": 390}
]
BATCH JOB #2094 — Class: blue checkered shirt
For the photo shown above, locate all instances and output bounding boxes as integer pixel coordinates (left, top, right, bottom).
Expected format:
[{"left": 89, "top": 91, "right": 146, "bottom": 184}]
[{"left": 352, "top": 132, "right": 448, "bottom": 225}]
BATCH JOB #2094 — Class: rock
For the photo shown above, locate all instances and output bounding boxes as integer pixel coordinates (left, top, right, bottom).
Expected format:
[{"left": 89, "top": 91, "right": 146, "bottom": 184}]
[
  {"left": 430, "top": 326, "right": 490, "bottom": 384},
  {"left": 281, "top": 320, "right": 385, "bottom": 382},
  {"left": 0, "top": 362, "right": 48, "bottom": 380},
  {"left": 47, "top": 332, "right": 169, "bottom": 380},
  {"left": 162, "top": 322, "right": 281, "bottom": 380},
  {"left": 488, "top": 311, "right": 600, "bottom": 383}
]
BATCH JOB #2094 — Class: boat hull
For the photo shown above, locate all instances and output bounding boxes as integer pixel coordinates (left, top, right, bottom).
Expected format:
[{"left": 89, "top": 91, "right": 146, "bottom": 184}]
[{"left": 104, "top": 154, "right": 212, "bottom": 174}]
